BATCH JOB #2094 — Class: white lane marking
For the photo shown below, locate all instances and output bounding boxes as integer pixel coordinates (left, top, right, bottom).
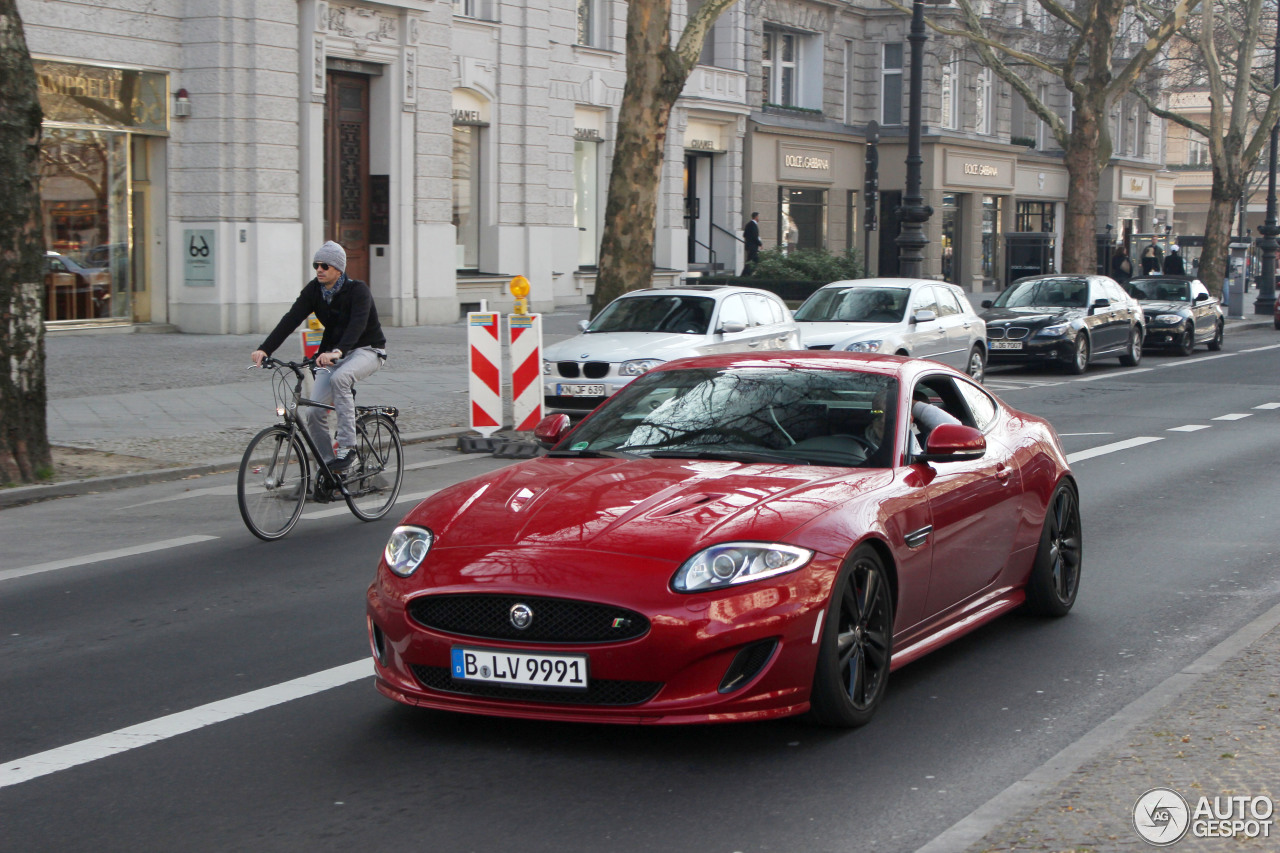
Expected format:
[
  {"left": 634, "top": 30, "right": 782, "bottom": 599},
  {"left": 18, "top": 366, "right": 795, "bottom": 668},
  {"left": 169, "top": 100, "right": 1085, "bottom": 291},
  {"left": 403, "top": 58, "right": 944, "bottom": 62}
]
[
  {"left": 301, "top": 489, "right": 440, "bottom": 520},
  {"left": 0, "top": 536, "right": 219, "bottom": 583},
  {"left": 1254, "top": 402, "right": 1280, "bottom": 410},
  {"left": 1058, "top": 432, "right": 1113, "bottom": 437},
  {"left": 1066, "top": 436, "right": 1163, "bottom": 464},
  {"left": 1240, "top": 344, "right": 1280, "bottom": 353},
  {"left": 1071, "top": 368, "right": 1152, "bottom": 383},
  {"left": 1169, "top": 425, "right": 1211, "bottom": 432},
  {"left": 1213, "top": 413, "right": 1252, "bottom": 421},
  {"left": 0, "top": 660, "right": 369, "bottom": 789},
  {"left": 120, "top": 485, "right": 240, "bottom": 509},
  {"left": 1154, "top": 353, "right": 1238, "bottom": 367}
]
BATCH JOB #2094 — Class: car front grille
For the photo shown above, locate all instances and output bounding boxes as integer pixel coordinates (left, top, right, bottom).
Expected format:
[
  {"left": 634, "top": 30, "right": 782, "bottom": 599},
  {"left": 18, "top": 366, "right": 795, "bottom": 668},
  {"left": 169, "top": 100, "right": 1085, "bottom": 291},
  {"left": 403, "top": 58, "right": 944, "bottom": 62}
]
[
  {"left": 411, "top": 665, "right": 662, "bottom": 706},
  {"left": 555, "top": 361, "right": 611, "bottom": 379},
  {"left": 989, "top": 326, "right": 1030, "bottom": 340},
  {"left": 407, "top": 594, "right": 651, "bottom": 643}
]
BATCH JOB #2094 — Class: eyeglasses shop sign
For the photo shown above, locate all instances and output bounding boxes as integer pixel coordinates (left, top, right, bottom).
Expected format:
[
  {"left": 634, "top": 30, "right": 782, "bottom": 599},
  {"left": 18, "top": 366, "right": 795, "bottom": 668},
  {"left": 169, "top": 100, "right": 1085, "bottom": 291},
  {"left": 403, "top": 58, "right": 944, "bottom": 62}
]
[{"left": 779, "top": 144, "right": 835, "bottom": 183}]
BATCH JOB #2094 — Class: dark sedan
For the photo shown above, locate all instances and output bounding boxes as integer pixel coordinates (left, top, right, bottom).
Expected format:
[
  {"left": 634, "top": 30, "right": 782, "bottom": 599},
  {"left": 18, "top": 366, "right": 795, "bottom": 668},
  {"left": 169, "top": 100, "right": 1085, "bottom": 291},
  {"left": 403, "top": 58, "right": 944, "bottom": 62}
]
[
  {"left": 1123, "top": 276, "right": 1224, "bottom": 355},
  {"left": 980, "top": 274, "right": 1145, "bottom": 374}
]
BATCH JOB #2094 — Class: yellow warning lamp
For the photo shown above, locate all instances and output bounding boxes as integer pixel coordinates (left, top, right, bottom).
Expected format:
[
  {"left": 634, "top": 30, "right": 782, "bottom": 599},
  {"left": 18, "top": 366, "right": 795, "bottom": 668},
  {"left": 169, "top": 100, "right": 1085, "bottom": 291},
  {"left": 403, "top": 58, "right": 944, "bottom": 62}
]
[{"left": 510, "top": 275, "right": 531, "bottom": 315}]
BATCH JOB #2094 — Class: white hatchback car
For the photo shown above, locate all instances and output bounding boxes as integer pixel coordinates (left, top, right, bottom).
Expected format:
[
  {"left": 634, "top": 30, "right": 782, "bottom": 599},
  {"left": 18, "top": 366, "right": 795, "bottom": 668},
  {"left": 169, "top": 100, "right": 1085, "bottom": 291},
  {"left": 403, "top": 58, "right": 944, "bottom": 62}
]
[
  {"left": 794, "top": 278, "right": 988, "bottom": 380},
  {"left": 543, "top": 285, "right": 800, "bottom": 416}
]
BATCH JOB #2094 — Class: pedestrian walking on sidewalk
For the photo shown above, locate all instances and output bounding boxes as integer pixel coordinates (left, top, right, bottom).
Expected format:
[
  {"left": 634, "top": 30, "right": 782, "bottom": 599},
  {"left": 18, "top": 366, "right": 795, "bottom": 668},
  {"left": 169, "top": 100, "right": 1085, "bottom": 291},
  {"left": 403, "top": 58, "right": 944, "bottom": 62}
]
[
  {"left": 742, "top": 211, "right": 762, "bottom": 276},
  {"left": 1163, "top": 246, "right": 1186, "bottom": 275},
  {"left": 1110, "top": 245, "right": 1133, "bottom": 285},
  {"left": 250, "top": 241, "right": 387, "bottom": 472}
]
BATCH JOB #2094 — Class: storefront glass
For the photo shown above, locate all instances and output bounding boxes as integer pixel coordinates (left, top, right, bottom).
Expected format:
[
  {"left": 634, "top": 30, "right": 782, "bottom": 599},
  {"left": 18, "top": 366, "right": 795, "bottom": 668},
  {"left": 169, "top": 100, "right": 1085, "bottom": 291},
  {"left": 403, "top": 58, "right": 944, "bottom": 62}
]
[
  {"left": 778, "top": 187, "right": 827, "bottom": 252},
  {"left": 453, "top": 124, "right": 480, "bottom": 270},
  {"left": 575, "top": 139, "right": 600, "bottom": 267},
  {"left": 40, "top": 128, "right": 131, "bottom": 322},
  {"left": 941, "top": 194, "right": 958, "bottom": 284},
  {"left": 1016, "top": 201, "right": 1055, "bottom": 233},
  {"left": 982, "top": 195, "right": 1003, "bottom": 283}
]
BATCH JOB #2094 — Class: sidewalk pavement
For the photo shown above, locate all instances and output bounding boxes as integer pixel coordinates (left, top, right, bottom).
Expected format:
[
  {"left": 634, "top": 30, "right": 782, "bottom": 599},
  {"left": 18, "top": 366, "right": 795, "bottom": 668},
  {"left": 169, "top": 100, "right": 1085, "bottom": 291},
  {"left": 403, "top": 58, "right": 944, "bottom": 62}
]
[{"left": 9, "top": 306, "right": 1280, "bottom": 850}]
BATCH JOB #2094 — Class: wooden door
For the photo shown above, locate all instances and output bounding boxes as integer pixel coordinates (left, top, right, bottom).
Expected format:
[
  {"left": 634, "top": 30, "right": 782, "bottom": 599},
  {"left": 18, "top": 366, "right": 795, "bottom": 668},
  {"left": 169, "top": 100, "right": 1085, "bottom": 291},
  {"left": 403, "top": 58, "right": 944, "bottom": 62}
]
[{"left": 324, "top": 72, "right": 370, "bottom": 284}]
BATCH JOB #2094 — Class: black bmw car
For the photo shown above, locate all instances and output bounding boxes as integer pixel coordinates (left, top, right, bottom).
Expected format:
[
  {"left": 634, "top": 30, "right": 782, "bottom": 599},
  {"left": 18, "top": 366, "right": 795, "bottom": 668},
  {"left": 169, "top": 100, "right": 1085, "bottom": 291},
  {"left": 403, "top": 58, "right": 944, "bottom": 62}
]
[
  {"left": 1123, "top": 275, "right": 1224, "bottom": 355},
  {"left": 980, "top": 274, "right": 1145, "bottom": 374}
]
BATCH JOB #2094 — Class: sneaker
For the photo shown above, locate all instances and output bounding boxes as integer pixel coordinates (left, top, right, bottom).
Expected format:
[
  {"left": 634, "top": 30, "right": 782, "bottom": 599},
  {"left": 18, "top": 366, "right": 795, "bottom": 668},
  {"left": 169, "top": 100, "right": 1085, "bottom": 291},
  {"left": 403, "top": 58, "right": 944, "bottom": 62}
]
[{"left": 329, "top": 447, "right": 358, "bottom": 473}]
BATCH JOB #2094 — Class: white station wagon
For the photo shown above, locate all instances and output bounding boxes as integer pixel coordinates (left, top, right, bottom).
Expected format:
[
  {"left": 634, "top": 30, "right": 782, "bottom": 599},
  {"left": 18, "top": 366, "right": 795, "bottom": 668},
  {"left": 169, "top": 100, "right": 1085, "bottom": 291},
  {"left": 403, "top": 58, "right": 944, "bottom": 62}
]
[{"left": 542, "top": 285, "right": 801, "bottom": 416}]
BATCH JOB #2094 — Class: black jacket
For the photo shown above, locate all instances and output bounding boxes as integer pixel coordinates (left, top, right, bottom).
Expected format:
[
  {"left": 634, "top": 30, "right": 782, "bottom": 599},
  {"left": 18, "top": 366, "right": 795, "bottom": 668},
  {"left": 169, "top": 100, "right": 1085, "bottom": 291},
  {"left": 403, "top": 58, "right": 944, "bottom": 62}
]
[
  {"left": 744, "top": 219, "right": 762, "bottom": 251},
  {"left": 258, "top": 276, "right": 385, "bottom": 356}
]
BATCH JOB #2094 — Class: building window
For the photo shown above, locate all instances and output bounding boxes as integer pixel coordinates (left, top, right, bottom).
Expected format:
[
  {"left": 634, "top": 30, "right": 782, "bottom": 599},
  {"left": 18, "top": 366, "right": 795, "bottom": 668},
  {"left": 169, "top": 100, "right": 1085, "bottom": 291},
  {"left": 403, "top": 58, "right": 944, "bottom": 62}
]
[
  {"left": 574, "top": 139, "right": 600, "bottom": 267},
  {"left": 763, "top": 28, "right": 799, "bottom": 107},
  {"left": 941, "top": 51, "right": 959, "bottom": 130},
  {"left": 779, "top": 187, "right": 827, "bottom": 252},
  {"left": 975, "top": 66, "right": 993, "bottom": 135},
  {"left": 1036, "top": 84, "right": 1049, "bottom": 149},
  {"left": 577, "top": 0, "right": 604, "bottom": 48},
  {"left": 843, "top": 40, "right": 853, "bottom": 124},
  {"left": 454, "top": 0, "right": 496, "bottom": 21},
  {"left": 1187, "top": 137, "right": 1209, "bottom": 166},
  {"left": 882, "top": 43, "right": 903, "bottom": 125},
  {"left": 1016, "top": 200, "right": 1055, "bottom": 233},
  {"left": 453, "top": 125, "right": 481, "bottom": 270}
]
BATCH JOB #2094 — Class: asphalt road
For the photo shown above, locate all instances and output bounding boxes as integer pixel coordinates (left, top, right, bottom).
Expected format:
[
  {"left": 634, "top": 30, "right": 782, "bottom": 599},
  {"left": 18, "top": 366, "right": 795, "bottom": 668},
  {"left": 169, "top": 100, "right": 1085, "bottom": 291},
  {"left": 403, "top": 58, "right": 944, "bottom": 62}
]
[{"left": 4, "top": 330, "right": 1280, "bottom": 853}]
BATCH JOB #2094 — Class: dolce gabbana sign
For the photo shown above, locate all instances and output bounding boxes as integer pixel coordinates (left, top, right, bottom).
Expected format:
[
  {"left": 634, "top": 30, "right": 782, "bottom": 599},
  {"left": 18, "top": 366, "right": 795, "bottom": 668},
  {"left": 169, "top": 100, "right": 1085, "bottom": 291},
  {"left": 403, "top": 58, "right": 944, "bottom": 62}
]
[
  {"left": 778, "top": 144, "right": 834, "bottom": 183},
  {"left": 945, "top": 151, "right": 1014, "bottom": 189}
]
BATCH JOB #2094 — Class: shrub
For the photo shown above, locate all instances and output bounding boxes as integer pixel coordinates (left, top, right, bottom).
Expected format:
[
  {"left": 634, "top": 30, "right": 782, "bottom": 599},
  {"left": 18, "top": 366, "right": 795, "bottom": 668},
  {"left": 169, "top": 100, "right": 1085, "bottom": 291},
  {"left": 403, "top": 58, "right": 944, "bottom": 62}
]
[{"left": 747, "top": 247, "right": 863, "bottom": 282}]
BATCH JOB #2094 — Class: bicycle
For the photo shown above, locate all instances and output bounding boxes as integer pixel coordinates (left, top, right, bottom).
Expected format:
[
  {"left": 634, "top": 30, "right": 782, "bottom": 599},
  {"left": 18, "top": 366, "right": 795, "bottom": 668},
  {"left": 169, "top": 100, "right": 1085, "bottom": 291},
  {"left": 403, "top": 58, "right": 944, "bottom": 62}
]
[{"left": 237, "top": 355, "right": 404, "bottom": 540}]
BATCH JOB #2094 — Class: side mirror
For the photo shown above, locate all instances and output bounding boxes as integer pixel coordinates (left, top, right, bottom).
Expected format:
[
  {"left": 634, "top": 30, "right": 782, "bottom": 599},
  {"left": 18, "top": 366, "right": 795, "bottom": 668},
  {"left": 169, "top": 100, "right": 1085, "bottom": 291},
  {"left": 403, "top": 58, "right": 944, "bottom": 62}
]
[
  {"left": 916, "top": 423, "right": 986, "bottom": 463},
  {"left": 577, "top": 319, "right": 590, "bottom": 332},
  {"left": 1195, "top": 292, "right": 1208, "bottom": 302},
  {"left": 533, "top": 414, "right": 573, "bottom": 448},
  {"left": 912, "top": 309, "right": 937, "bottom": 324},
  {"left": 719, "top": 321, "right": 747, "bottom": 334},
  {"left": 1091, "top": 298, "right": 1110, "bottom": 313},
  {"left": 981, "top": 299, "right": 993, "bottom": 309}
]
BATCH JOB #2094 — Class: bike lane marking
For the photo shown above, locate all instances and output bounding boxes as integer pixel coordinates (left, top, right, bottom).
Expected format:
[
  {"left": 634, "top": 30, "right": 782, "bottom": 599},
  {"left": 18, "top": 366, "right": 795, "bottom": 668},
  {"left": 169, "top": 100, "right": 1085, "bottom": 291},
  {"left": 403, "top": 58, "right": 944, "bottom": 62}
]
[
  {"left": 301, "top": 489, "right": 441, "bottom": 520},
  {"left": 0, "top": 660, "right": 369, "bottom": 789},
  {"left": 0, "top": 536, "right": 219, "bottom": 584}
]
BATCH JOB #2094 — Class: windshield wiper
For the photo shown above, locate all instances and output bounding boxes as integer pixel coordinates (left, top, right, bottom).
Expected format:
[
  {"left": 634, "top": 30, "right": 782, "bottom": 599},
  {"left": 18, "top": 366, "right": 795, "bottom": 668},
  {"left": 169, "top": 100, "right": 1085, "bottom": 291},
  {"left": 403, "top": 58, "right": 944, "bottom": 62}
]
[
  {"left": 647, "top": 449, "right": 808, "bottom": 465},
  {"left": 545, "top": 449, "right": 638, "bottom": 459}
]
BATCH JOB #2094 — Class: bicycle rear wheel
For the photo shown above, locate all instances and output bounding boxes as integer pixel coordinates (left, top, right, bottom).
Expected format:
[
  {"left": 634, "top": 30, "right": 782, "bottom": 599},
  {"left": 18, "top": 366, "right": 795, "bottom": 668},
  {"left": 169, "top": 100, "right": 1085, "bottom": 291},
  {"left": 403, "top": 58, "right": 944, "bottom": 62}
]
[
  {"left": 344, "top": 414, "right": 404, "bottom": 521},
  {"left": 238, "top": 425, "right": 310, "bottom": 540}
]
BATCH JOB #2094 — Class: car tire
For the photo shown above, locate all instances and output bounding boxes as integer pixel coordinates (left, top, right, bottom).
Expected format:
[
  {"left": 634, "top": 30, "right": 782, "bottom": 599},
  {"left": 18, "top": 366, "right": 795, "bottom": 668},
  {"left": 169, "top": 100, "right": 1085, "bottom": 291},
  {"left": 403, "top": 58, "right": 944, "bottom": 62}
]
[
  {"left": 1176, "top": 325, "right": 1195, "bottom": 357},
  {"left": 1025, "top": 480, "right": 1082, "bottom": 618},
  {"left": 1118, "top": 326, "right": 1143, "bottom": 366},
  {"left": 1066, "top": 334, "right": 1089, "bottom": 375},
  {"left": 965, "top": 345, "right": 986, "bottom": 383},
  {"left": 1208, "top": 320, "right": 1225, "bottom": 351},
  {"left": 808, "top": 545, "right": 894, "bottom": 728}
]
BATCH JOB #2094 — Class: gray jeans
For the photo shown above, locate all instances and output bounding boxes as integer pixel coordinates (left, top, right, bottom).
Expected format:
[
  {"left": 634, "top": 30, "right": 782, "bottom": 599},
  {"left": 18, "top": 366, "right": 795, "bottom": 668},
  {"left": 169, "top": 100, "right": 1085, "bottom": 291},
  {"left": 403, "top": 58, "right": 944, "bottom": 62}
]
[{"left": 305, "top": 346, "right": 384, "bottom": 461}]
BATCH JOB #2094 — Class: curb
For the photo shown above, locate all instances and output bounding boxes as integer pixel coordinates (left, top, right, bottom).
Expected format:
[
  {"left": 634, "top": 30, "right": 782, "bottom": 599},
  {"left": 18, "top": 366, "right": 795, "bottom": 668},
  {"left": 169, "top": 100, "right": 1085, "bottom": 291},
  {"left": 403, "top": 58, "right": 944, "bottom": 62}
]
[{"left": 0, "top": 426, "right": 475, "bottom": 510}]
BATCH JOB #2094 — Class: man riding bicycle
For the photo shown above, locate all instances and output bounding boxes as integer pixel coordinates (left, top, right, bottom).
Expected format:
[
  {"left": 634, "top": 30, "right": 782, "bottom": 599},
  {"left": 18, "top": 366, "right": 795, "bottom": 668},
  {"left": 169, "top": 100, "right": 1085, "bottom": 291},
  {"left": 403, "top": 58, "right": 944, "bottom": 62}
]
[{"left": 251, "top": 241, "right": 386, "bottom": 473}]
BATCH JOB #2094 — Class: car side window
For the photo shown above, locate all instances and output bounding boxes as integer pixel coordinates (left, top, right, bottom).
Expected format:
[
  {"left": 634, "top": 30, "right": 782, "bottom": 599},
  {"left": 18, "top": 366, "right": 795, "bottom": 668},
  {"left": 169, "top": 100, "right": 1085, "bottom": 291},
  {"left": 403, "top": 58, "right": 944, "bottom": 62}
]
[
  {"left": 1102, "top": 281, "right": 1127, "bottom": 304},
  {"left": 718, "top": 295, "right": 749, "bottom": 329},
  {"left": 745, "top": 294, "right": 776, "bottom": 327},
  {"left": 954, "top": 379, "right": 999, "bottom": 432},
  {"left": 934, "top": 287, "right": 963, "bottom": 317},
  {"left": 913, "top": 288, "right": 941, "bottom": 317},
  {"left": 767, "top": 296, "right": 787, "bottom": 323}
]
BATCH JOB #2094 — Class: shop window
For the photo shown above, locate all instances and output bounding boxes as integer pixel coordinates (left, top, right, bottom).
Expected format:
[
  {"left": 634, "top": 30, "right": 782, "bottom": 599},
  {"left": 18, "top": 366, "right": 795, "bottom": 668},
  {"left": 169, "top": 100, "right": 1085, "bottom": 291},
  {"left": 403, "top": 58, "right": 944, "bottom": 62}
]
[
  {"left": 846, "top": 190, "right": 860, "bottom": 255},
  {"left": 40, "top": 128, "right": 131, "bottom": 322},
  {"left": 574, "top": 139, "right": 600, "bottom": 267},
  {"left": 882, "top": 43, "right": 903, "bottom": 125},
  {"left": 982, "top": 195, "right": 1002, "bottom": 282},
  {"left": 778, "top": 186, "right": 828, "bottom": 252},
  {"left": 941, "top": 194, "right": 959, "bottom": 284},
  {"left": 1016, "top": 200, "right": 1055, "bottom": 233},
  {"left": 453, "top": 125, "right": 481, "bottom": 270}
]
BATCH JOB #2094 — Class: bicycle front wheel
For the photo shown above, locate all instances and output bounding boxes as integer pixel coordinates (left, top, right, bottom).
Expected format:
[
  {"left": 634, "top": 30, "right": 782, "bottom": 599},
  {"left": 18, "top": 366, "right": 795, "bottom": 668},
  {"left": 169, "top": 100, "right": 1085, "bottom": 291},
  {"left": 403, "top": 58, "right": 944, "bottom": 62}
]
[
  {"left": 238, "top": 425, "right": 310, "bottom": 540},
  {"left": 344, "top": 414, "right": 404, "bottom": 521}
]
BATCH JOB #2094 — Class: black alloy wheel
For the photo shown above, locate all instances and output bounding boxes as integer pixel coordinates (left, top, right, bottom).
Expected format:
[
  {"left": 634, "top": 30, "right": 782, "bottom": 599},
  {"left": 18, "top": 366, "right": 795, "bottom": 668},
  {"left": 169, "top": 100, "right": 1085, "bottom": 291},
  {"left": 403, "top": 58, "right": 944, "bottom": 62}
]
[
  {"left": 808, "top": 546, "right": 894, "bottom": 728},
  {"left": 1066, "top": 333, "right": 1090, "bottom": 375},
  {"left": 1208, "top": 320, "right": 1225, "bottom": 351},
  {"left": 1025, "top": 481, "right": 1082, "bottom": 617},
  {"left": 1176, "top": 325, "right": 1195, "bottom": 357},
  {"left": 1118, "top": 326, "right": 1143, "bottom": 366},
  {"left": 966, "top": 345, "right": 986, "bottom": 383}
]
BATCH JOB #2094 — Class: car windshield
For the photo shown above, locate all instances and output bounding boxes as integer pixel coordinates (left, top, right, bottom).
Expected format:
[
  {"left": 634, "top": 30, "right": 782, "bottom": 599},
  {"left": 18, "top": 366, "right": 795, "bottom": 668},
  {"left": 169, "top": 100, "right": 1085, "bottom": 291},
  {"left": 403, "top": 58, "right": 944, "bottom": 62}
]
[
  {"left": 993, "top": 278, "right": 1089, "bottom": 308},
  {"left": 587, "top": 295, "right": 715, "bottom": 335},
  {"left": 794, "top": 286, "right": 909, "bottom": 323},
  {"left": 557, "top": 366, "right": 900, "bottom": 468},
  {"left": 1127, "top": 280, "right": 1189, "bottom": 302}
]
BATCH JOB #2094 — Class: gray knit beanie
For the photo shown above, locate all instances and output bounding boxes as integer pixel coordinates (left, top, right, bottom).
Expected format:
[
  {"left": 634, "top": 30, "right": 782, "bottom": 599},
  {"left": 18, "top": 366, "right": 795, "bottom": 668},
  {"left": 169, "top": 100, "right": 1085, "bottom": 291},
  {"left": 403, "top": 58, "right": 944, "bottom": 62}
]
[{"left": 313, "top": 240, "right": 347, "bottom": 272}]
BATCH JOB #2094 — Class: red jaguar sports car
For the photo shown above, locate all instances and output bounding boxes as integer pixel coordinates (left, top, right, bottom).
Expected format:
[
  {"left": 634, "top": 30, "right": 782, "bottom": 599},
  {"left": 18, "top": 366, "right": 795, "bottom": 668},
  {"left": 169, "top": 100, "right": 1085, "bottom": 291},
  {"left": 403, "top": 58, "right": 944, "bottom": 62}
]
[{"left": 367, "top": 352, "right": 1080, "bottom": 727}]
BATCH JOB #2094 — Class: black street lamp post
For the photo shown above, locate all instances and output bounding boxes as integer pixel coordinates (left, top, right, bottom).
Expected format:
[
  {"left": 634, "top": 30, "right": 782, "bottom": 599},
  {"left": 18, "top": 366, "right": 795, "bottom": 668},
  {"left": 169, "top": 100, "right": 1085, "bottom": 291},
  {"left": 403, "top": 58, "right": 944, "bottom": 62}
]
[
  {"left": 1254, "top": 8, "right": 1280, "bottom": 316},
  {"left": 896, "top": 0, "right": 933, "bottom": 278}
]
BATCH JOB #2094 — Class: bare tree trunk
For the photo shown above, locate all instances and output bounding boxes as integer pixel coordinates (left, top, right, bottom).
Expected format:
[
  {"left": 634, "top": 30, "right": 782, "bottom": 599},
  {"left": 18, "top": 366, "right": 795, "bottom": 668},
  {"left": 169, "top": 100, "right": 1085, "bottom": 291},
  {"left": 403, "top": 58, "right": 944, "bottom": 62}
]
[
  {"left": 1200, "top": 167, "right": 1245, "bottom": 299},
  {"left": 1062, "top": 106, "right": 1104, "bottom": 273},
  {"left": 0, "top": 0, "right": 50, "bottom": 484}
]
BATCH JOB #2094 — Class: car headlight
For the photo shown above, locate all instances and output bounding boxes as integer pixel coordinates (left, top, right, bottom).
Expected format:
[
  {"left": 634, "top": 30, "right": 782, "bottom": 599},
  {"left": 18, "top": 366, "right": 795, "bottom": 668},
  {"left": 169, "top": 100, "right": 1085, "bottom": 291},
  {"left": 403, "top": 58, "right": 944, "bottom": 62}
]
[
  {"left": 1151, "top": 314, "right": 1183, "bottom": 325},
  {"left": 1035, "top": 324, "right": 1068, "bottom": 337},
  {"left": 620, "top": 358, "right": 664, "bottom": 376},
  {"left": 384, "top": 526, "right": 433, "bottom": 577},
  {"left": 844, "top": 340, "right": 882, "bottom": 353},
  {"left": 672, "top": 542, "right": 813, "bottom": 593}
]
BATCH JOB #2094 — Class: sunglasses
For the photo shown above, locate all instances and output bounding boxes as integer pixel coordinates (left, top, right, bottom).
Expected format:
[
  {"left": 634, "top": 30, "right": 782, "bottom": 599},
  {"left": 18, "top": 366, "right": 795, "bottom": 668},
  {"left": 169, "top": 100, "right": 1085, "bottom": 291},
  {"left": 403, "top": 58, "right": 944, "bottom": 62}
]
[{"left": 313, "top": 262, "right": 333, "bottom": 271}]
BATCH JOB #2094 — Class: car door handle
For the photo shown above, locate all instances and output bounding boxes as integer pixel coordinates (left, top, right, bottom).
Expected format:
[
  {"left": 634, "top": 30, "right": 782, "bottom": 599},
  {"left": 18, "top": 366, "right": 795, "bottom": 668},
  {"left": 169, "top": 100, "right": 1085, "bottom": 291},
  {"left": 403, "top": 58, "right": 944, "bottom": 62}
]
[{"left": 995, "top": 463, "right": 1012, "bottom": 484}]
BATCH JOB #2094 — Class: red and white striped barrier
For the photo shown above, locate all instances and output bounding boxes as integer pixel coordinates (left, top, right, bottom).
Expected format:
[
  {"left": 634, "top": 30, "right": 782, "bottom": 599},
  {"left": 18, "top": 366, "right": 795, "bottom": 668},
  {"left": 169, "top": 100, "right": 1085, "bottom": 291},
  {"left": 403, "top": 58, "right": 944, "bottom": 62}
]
[
  {"left": 467, "top": 312, "right": 502, "bottom": 437},
  {"left": 508, "top": 313, "right": 543, "bottom": 432}
]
